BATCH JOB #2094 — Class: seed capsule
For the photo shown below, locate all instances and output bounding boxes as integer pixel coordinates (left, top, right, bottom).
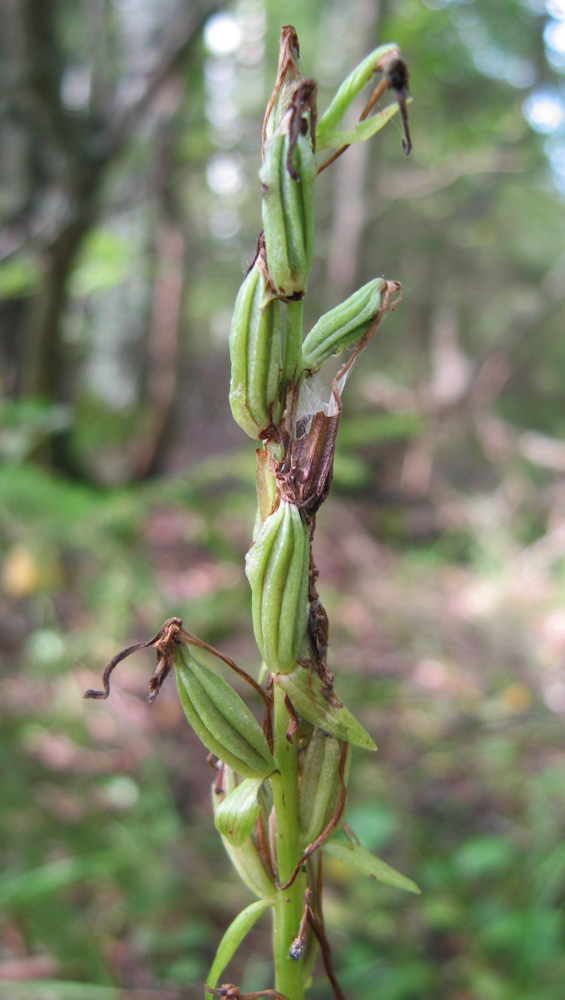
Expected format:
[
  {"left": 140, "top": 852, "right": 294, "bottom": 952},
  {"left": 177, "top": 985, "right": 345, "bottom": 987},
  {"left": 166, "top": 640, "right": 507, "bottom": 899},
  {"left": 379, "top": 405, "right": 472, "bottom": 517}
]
[
  {"left": 229, "top": 239, "right": 282, "bottom": 440},
  {"left": 260, "top": 129, "right": 316, "bottom": 299},
  {"left": 301, "top": 278, "right": 386, "bottom": 372},
  {"left": 299, "top": 729, "right": 350, "bottom": 845},
  {"left": 245, "top": 500, "right": 310, "bottom": 673},
  {"left": 175, "top": 647, "right": 275, "bottom": 780}
]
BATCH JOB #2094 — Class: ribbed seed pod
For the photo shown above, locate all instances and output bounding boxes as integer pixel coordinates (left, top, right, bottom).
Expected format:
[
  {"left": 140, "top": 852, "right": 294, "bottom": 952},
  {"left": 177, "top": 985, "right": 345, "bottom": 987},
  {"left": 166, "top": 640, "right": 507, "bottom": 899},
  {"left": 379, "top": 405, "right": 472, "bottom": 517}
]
[
  {"left": 229, "top": 243, "right": 282, "bottom": 440},
  {"left": 212, "top": 768, "right": 275, "bottom": 900},
  {"left": 259, "top": 130, "right": 315, "bottom": 299},
  {"left": 175, "top": 647, "right": 275, "bottom": 780},
  {"left": 301, "top": 278, "right": 386, "bottom": 372},
  {"left": 299, "top": 728, "right": 350, "bottom": 846},
  {"left": 245, "top": 500, "right": 310, "bottom": 673}
]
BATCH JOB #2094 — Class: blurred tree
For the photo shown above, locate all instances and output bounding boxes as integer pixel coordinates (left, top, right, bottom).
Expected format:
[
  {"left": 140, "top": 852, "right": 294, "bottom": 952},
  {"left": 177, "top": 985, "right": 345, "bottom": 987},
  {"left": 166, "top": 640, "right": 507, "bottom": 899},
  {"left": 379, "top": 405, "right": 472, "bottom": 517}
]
[
  {"left": 2, "top": 0, "right": 565, "bottom": 502},
  {"left": 1, "top": 0, "right": 224, "bottom": 474}
]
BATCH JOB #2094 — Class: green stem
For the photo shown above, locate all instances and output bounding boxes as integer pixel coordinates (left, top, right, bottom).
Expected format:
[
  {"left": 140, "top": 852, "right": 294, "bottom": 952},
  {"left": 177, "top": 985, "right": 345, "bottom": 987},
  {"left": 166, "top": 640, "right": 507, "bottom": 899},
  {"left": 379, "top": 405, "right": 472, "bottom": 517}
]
[{"left": 271, "top": 682, "right": 306, "bottom": 999}]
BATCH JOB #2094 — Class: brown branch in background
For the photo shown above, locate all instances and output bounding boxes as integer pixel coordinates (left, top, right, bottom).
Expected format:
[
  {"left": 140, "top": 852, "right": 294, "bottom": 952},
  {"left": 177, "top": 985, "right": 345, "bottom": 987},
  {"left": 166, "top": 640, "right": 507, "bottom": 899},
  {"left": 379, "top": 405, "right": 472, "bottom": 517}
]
[
  {"left": 109, "top": 2, "right": 228, "bottom": 148},
  {"left": 128, "top": 83, "right": 185, "bottom": 480},
  {"left": 15, "top": 0, "right": 231, "bottom": 476},
  {"left": 278, "top": 743, "right": 349, "bottom": 890},
  {"left": 128, "top": 217, "right": 184, "bottom": 478}
]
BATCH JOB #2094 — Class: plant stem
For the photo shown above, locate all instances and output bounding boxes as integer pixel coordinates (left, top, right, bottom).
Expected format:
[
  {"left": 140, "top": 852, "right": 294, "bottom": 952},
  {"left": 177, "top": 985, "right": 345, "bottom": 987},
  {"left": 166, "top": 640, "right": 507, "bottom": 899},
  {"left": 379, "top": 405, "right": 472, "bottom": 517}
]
[{"left": 271, "top": 682, "right": 306, "bottom": 999}]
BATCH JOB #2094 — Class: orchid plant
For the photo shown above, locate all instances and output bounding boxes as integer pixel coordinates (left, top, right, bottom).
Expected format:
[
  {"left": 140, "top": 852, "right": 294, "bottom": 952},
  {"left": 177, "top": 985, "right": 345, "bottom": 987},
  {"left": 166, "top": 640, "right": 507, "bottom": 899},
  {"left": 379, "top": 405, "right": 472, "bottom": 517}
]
[{"left": 86, "top": 25, "right": 418, "bottom": 1000}]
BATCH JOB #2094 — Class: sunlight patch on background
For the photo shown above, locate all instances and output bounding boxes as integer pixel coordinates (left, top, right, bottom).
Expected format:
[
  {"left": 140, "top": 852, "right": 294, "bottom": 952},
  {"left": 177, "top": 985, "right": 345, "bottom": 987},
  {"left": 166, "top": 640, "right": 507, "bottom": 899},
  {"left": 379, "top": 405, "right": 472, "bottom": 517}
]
[
  {"left": 547, "top": 0, "right": 565, "bottom": 19},
  {"left": 206, "top": 154, "right": 243, "bottom": 196},
  {"left": 452, "top": 7, "right": 535, "bottom": 88},
  {"left": 209, "top": 208, "right": 240, "bottom": 241},
  {"left": 523, "top": 88, "right": 565, "bottom": 132},
  {"left": 203, "top": 1, "right": 266, "bottom": 250},
  {"left": 545, "top": 16, "right": 565, "bottom": 68},
  {"left": 545, "top": 137, "right": 565, "bottom": 190},
  {"left": 204, "top": 13, "right": 242, "bottom": 56},
  {"left": 60, "top": 65, "right": 91, "bottom": 112}
]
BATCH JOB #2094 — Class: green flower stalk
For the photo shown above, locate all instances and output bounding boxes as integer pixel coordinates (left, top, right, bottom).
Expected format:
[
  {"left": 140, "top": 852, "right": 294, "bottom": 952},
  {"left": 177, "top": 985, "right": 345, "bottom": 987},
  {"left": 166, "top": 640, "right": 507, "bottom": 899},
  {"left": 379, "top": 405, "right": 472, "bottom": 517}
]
[{"left": 85, "top": 24, "right": 419, "bottom": 1000}]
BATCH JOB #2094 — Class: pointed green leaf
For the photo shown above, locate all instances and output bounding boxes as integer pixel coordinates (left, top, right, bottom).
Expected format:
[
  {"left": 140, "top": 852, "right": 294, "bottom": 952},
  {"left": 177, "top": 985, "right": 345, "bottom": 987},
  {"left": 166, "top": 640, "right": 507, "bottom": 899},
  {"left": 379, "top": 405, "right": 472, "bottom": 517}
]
[
  {"left": 206, "top": 898, "right": 272, "bottom": 992},
  {"left": 322, "top": 840, "right": 420, "bottom": 894},
  {"left": 214, "top": 778, "right": 263, "bottom": 846},
  {"left": 275, "top": 668, "right": 376, "bottom": 751},
  {"left": 317, "top": 102, "right": 402, "bottom": 151}
]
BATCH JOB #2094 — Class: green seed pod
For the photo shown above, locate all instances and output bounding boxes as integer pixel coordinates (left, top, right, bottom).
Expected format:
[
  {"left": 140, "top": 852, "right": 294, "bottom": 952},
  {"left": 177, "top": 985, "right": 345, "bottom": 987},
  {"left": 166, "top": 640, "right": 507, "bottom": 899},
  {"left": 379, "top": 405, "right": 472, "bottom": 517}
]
[
  {"left": 212, "top": 768, "right": 275, "bottom": 900},
  {"left": 245, "top": 500, "right": 310, "bottom": 673},
  {"left": 259, "top": 129, "right": 316, "bottom": 298},
  {"left": 301, "top": 278, "right": 386, "bottom": 372},
  {"left": 299, "top": 729, "right": 351, "bottom": 846},
  {"left": 299, "top": 728, "right": 341, "bottom": 841},
  {"left": 229, "top": 241, "right": 282, "bottom": 440},
  {"left": 175, "top": 647, "right": 275, "bottom": 780}
]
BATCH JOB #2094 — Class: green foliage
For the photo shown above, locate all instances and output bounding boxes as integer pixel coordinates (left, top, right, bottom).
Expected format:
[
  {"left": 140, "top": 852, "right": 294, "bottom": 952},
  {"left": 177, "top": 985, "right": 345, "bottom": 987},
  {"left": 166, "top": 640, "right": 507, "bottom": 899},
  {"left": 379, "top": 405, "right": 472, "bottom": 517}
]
[{"left": 0, "top": 257, "right": 40, "bottom": 299}]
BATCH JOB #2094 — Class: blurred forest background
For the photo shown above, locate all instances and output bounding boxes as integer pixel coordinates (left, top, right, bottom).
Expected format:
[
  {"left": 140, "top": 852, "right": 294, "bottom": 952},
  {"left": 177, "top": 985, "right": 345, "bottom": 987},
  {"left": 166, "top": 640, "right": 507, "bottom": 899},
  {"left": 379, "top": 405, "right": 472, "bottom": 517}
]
[{"left": 1, "top": 0, "right": 565, "bottom": 998}]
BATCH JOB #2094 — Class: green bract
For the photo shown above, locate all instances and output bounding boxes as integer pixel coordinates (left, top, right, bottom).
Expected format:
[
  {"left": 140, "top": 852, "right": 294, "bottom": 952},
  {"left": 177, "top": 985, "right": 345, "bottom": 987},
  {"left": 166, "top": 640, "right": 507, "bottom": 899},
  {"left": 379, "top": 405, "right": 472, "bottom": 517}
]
[
  {"left": 275, "top": 666, "right": 377, "bottom": 751},
  {"left": 302, "top": 277, "right": 387, "bottom": 371},
  {"left": 245, "top": 500, "right": 310, "bottom": 674}
]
